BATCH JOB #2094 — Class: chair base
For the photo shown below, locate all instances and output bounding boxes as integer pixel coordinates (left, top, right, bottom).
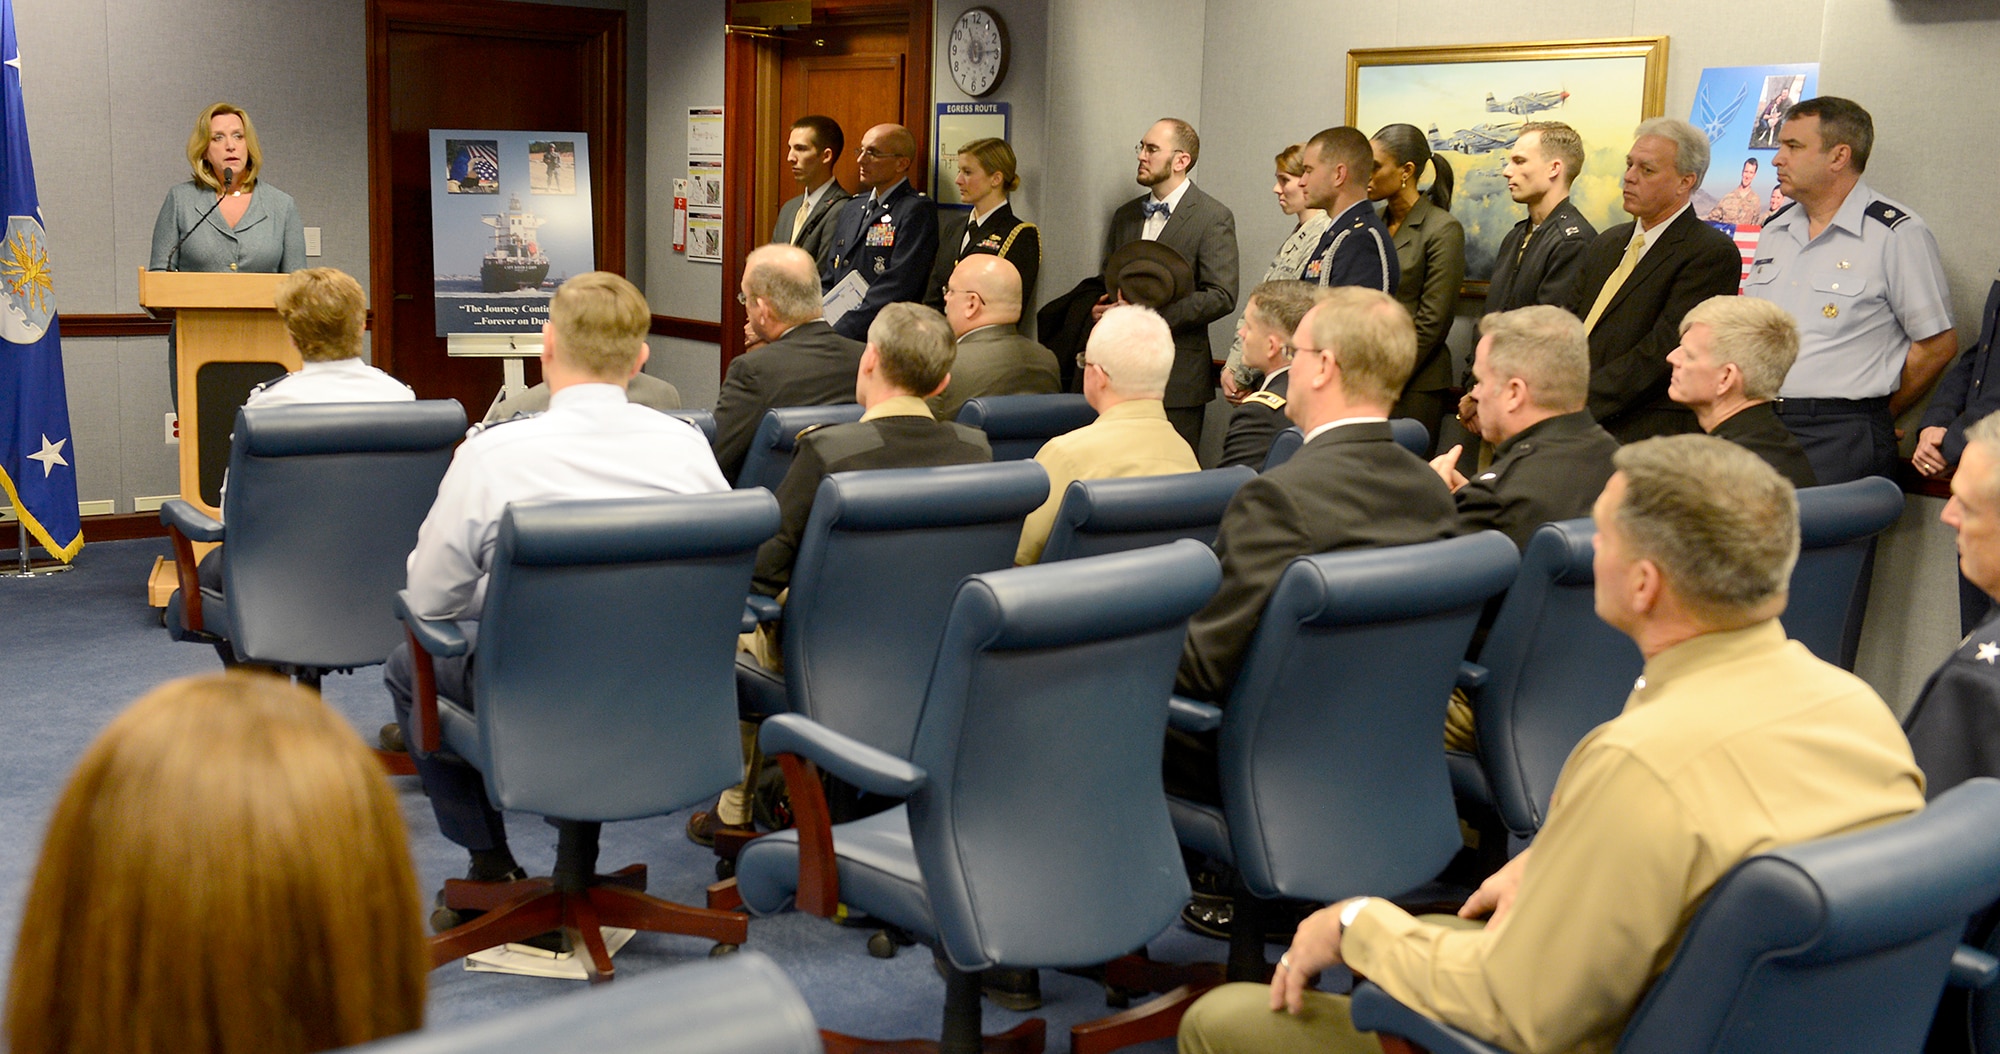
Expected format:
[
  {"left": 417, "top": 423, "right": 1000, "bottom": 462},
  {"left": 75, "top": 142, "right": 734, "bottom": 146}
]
[
  {"left": 1070, "top": 982, "right": 1219, "bottom": 1054},
  {"left": 817, "top": 1019, "right": 1044, "bottom": 1054},
  {"left": 374, "top": 747, "right": 417, "bottom": 776},
  {"left": 431, "top": 862, "right": 748, "bottom": 982}
]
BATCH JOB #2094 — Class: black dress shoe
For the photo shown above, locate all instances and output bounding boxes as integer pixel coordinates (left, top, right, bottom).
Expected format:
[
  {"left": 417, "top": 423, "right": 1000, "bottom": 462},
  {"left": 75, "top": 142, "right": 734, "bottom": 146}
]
[
  {"left": 429, "top": 866, "right": 528, "bottom": 933},
  {"left": 379, "top": 722, "right": 407, "bottom": 753}
]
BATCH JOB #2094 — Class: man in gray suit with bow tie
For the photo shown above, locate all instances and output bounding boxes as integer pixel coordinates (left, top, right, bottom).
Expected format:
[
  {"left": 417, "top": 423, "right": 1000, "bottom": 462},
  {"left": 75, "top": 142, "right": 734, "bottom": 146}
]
[
  {"left": 771, "top": 115, "right": 852, "bottom": 266},
  {"left": 1099, "top": 118, "right": 1240, "bottom": 450}
]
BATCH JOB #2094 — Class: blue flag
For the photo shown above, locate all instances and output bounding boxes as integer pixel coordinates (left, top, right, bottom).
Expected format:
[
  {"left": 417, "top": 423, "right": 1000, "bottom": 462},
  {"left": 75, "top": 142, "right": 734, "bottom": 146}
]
[{"left": 0, "top": 0, "right": 80, "bottom": 561}]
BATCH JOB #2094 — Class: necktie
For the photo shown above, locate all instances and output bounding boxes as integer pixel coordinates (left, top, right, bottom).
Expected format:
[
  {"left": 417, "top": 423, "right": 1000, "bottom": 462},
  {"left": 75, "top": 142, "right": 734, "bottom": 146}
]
[
  {"left": 1142, "top": 200, "right": 1171, "bottom": 220},
  {"left": 1582, "top": 228, "right": 1649, "bottom": 334},
  {"left": 790, "top": 197, "right": 811, "bottom": 244}
]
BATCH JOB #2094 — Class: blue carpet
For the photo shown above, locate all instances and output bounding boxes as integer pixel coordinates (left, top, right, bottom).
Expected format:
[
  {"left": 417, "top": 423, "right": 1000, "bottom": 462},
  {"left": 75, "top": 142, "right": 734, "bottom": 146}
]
[{"left": 0, "top": 538, "right": 1249, "bottom": 1048}]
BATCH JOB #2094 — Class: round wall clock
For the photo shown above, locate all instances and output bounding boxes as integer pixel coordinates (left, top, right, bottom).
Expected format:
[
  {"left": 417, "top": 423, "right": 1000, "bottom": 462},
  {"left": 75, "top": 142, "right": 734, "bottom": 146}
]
[{"left": 948, "top": 7, "right": 1009, "bottom": 98}]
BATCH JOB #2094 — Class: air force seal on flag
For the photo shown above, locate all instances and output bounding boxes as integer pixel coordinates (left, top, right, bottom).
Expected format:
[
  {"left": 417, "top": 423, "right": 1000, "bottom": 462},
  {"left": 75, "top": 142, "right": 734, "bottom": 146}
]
[{"left": 0, "top": 213, "right": 53, "bottom": 343}]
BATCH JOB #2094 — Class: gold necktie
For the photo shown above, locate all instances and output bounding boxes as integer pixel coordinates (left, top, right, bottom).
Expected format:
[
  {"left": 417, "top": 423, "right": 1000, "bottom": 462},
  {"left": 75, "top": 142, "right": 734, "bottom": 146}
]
[
  {"left": 1582, "top": 228, "right": 1649, "bottom": 333},
  {"left": 791, "top": 198, "right": 811, "bottom": 244}
]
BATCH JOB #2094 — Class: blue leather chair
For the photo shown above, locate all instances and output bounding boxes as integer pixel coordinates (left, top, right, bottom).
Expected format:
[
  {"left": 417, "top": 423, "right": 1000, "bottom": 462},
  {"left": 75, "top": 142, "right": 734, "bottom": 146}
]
[
  {"left": 162, "top": 400, "right": 466, "bottom": 687},
  {"left": 1261, "top": 418, "right": 1429, "bottom": 471},
  {"left": 666, "top": 408, "right": 718, "bottom": 445},
  {"left": 722, "top": 461, "right": 1050, "bottom": 870},
  {"left": 399, "top": 490, "right": 780, "bottom": 979},
  {"left": 735, "top": 541, "right": 1223, "bottom": 1053},
  {"left": 1352, "top": 778, "right": 2000, "bottom": 1054},
  {"left": 956, "top": 393, "right": 1098, "bottom": 460},
  {"left": 1785, "top": 476, "right": 1904, "bottom": 669},
  {"left": 734, "top": 404, "right": 864, "bottom": 492},
  {"left": 1450, "top": 518, "right": 1643, "bottom": 842},
  {"left": 342, "top": 951, "right": 818, "bottom": 1054},
  {"left": 1038, "top": 466, "right": 1255, "bottom": 563},
  {"left": 1262, "top": 427, "right": 1303, "bottom": 472}
]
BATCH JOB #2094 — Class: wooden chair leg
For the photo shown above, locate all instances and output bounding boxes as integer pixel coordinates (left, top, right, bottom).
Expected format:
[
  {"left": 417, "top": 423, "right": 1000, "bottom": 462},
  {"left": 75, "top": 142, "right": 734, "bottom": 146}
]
[
  {"left": 428, "top": 888, "right": 565, "bottom": 968},
  {"left": 589, "top": 882, "right": 748, "bottom": 945},
  {"left": 375, "top": 747, "right": 418, "bottom": 776},
  {"left": 1069, "top": 982, "right": 1219, "bottom": 1054},
  {"left": 567, "top": 889, "right": 616, "bottom": 983},
  {"left": 708, "top": 876, "right": 745, "bottom": 911}
]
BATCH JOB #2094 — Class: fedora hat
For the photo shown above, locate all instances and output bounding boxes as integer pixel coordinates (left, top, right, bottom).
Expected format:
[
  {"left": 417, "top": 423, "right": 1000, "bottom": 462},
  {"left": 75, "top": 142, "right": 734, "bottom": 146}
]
[{"left": 1102, "top": 240, "right": 1194, "bottom": 310}]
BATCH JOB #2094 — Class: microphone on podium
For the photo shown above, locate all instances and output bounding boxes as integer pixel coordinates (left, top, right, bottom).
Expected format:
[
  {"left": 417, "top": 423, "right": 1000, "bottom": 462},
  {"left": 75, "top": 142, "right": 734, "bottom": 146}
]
[{"left": 165, "top": 167, "right": 234, "bottom": 271}]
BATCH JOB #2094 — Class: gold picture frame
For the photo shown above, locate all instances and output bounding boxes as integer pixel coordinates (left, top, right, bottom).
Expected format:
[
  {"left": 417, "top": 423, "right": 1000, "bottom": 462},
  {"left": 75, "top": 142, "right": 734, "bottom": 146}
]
[{"left": 1347, "top": 37, "right": 1668, "bottom": 294}]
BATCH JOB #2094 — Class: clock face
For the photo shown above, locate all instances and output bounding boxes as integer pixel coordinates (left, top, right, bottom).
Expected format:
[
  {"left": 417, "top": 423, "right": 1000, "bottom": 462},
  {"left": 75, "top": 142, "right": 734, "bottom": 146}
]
[{"left": 949, "top": 8, "right": 1008, "bottom": 98}]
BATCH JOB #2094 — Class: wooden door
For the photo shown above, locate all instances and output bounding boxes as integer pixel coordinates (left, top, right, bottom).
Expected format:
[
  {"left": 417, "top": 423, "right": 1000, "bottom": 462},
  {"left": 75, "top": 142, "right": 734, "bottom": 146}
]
[
  {"left": 367, "top": 0, "right": 625, "bottom": 414},
  {"left": 723, "top": 1, "right": 929, "bottom": 376}
]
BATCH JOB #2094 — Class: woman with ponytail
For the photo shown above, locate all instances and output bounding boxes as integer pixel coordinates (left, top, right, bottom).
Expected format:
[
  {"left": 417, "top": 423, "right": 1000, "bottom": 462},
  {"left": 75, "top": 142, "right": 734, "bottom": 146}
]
[{"left": 1368, "top": 123, "right": 1466, "bottom": 451}]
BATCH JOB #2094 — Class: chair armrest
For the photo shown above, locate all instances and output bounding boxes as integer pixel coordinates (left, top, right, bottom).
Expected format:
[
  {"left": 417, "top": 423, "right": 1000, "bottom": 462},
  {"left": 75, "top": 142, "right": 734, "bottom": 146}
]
[
  {"left": 1169, "top": 695, "right": 1223, "bottom": 734},
  {"left": 759, "top": 713, "right": 927, "bottom": 798},
  {"left": 1951, "top": 944, "right": 2000, "bottom": 989},
  {"left": 160, "top": 500, "right": 222, "bottom": 634},
  {"left": 1350, "top": 981, "right": 1510, "bottom": 1054},
  {"left": 1456, "top": 662, "right": 1489, "bottom": 690},
  {"left": 160, "top": 499, "right": 224, "bottom": 542},
  {"left": 742, "top": 593, "right": 783, "bottom": 632},
  {"left": 393, "top": 592, "right": 469, "bottom": 658}
]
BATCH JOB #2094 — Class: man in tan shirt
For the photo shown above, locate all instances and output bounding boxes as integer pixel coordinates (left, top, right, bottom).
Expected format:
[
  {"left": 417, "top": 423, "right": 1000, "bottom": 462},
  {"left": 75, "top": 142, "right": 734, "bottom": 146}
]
[
  {"left": 1015, "top": 304, "right": 1198, "bottom": 563},
  {"left": 1180, "top": 434, "right": 1924, "bottom": 1054}
]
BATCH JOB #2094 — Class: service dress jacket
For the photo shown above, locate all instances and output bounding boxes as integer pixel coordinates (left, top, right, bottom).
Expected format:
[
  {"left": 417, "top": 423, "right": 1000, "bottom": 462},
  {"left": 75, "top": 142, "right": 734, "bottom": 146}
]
[
  {"left": 1452, "top": 411, "right": 1618, "bottom": 548},
  {"left": 821, "top": 180, "right": 941, "bottom": 341},
  {"left": 928, "top": 325, "right": 1061, "bottom": 422},
  {"left": 1484, "top": 198, "right": 1597, "bottom": 316},
  {"left": 924, "top": 200, "right": 1041, "bottom": 313}
]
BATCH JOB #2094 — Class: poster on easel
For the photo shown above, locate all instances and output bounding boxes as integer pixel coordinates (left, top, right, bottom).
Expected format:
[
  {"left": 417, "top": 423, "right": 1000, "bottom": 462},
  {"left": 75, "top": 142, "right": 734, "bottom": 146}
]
[{"left": 429, "top": 130, "right": 595, "bottom": 336}]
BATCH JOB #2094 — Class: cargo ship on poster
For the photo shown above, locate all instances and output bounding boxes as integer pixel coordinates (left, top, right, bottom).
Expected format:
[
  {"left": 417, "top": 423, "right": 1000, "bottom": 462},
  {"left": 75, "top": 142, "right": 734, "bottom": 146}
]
[{"left": 479, "top": 195, "right": 551, "bottom": 293}]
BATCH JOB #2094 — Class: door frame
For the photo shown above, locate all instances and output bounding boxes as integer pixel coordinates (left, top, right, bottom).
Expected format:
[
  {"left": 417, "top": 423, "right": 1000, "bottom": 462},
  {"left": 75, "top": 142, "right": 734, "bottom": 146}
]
[
  {"left": 365, "top": 0, "right": 627, "bottom": 381},
  {"left": 721, "top": 0, "right": 931, "bottom": 376}
]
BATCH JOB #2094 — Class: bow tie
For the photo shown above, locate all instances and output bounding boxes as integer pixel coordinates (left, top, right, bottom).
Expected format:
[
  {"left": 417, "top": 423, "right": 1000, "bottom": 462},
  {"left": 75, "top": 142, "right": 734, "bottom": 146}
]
[{"left": 1142, "top": 200, "right": 1171, "bottom": 220}]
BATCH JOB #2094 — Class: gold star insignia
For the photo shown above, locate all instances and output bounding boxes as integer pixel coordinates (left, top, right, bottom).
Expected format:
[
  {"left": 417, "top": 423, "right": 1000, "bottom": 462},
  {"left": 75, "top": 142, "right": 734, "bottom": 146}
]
[{"left": 1823, "top": 303, "right": 1839, "bottom": 319}]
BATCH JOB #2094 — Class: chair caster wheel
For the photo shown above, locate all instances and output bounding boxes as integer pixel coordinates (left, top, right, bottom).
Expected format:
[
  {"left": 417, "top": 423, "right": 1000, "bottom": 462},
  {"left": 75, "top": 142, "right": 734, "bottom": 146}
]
[
  {"left": 710, "top": 942, "right": 739, "bottom": 958},
  {"left": 715, "top": 857, "right": 736, "bottom": 881},
  {"left": 867, "top": 931, "right": 900, "bottom": 958}
]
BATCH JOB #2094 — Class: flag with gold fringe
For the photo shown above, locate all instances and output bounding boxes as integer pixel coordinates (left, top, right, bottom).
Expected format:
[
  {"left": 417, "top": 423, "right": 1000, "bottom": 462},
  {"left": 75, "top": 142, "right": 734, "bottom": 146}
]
[{"left": 0, "top": 0, "right": 80, "bottom": 562}]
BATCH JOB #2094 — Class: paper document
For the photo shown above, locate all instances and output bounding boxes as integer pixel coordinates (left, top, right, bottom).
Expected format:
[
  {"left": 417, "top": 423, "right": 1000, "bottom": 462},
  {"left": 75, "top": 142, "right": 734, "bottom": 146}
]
[
  {"left": 822, "top": 271, "right": 870, "bottom": 329},
  {"left": 463, "top": 926, "right": 636, "bottom": 979}
]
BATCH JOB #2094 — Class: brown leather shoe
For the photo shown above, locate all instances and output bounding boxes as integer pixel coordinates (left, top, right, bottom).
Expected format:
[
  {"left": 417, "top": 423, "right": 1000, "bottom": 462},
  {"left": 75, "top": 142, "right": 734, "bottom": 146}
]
[{"left": 685, "top": 808, "right": 754, "bottom": 847}]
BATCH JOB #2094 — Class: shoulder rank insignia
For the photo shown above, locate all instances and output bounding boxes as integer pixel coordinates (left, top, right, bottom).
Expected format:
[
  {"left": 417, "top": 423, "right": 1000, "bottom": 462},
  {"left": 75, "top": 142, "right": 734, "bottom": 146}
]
[
  {"left": 1245, "top": 390, "right": 1286, "bottom": 410},
  {"left": 1864, "top": 200, "right": 1910, "bottom": 229},
  {"left": 793, "top": 422, "right": 831, "bottom": 441},
  {"left": 467, "top": 411, "right": 539, "bottom": 437}
]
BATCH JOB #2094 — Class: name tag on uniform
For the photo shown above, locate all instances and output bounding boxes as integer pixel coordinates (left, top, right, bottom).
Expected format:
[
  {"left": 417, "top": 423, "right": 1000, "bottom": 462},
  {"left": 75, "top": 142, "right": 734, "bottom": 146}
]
[{"left": 866, "top": 221, "right": 896, "bottom": 248}]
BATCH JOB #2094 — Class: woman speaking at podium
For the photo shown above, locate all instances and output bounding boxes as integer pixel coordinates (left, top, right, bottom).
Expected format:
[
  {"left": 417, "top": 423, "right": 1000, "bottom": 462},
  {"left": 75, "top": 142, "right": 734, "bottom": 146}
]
[{"left": 148, "top": 102, "right": 306, "bottom": 396}]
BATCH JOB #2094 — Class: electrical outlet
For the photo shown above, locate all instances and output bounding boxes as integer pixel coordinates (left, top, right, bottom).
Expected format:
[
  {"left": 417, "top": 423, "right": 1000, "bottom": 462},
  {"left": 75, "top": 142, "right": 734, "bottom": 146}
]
[
  {"left": 304, "top": 227, "right": 322, "bottom": 257},
  {"left": 133, "top": 495, "right": 178, "bottom": 513},
  {"left": 165, "top": 412, "right": 179, "bottom": 445}
]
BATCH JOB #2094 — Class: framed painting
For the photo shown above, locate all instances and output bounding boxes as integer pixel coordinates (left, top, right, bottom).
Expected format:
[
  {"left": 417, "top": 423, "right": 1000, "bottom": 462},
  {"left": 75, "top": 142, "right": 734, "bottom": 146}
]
[{"left": 1348, "top": 37, "right": 1668, "bottom": 294}]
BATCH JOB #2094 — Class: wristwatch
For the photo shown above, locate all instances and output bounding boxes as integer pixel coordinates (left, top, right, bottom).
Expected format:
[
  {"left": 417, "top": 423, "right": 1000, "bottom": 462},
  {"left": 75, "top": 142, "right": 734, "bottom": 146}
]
[{"left": 1339, "top": 896, "right": 1374, "bottom": 937}]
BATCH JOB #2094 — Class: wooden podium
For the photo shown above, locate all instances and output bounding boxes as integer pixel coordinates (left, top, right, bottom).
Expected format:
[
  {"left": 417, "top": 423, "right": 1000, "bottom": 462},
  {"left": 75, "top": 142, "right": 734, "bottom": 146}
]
[{"left": 137, "top": 269, "right": 301, "bottom": 604}]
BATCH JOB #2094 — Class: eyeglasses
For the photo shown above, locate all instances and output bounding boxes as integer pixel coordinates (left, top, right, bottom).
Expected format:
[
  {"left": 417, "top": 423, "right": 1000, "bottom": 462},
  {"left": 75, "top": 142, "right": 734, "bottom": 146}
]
[
  {"left": 1134, "top": 143, "right": 1181, "bottom": 159},
  {"left": 1075, "top": 352, "right": 1112, "bottom": 382},
  {"left": 736, "top": 292, "right": 749, "bottom": 305},
  {"left": 1291, "top": 342, "right": 1327, "bottom": 359},
  {"left": 856, "top": 147, "right": 908, "bottom": 160}
]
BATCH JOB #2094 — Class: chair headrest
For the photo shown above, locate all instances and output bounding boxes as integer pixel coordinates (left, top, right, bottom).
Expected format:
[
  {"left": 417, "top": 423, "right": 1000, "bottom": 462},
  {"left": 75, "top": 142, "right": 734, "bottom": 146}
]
[
  {"left": 1061, "top": 467, "right": 1255, "bottom": 532},
  {"left": 500, "top": 490, "right": 780, "bottom": 566},
  {"left": 951, "top": 539, "right": 1220, "bottom": 650},
  {"left": 955, "top": 393, "right": 1096, "bottom": 437},
  {"left": 1796, "top": 476, "right": 1904, "bottom": 548},
  {"left": 238, "top": 400, "right": 466, "bottom": 457},
  {"left": 1521, "top": 517, "right": 1597, "bottom": 586},
  {"left": 1270, "top": 531, "right": 1520, "bottom": 627},
  {"left": 815, "top": 461, "right": 1048, "bottom": 531}
]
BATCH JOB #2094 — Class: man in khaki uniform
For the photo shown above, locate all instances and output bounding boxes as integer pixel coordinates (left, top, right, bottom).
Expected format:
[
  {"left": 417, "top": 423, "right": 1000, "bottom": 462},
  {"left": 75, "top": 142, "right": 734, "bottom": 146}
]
[
  {"left": 1015, "top": 304, "right": 1198, "bottom": 564},
  {"left": 1180, "top": 434, "right": 1924, "bottom": 1054}
]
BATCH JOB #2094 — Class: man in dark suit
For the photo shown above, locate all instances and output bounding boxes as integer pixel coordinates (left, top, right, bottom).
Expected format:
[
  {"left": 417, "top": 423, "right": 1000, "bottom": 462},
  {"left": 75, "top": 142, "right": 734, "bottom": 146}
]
[
  {"left": 714, "top": 243, "right": 866, "bottom": 482},
  {"left": 1219, "top": 280, "right": 1316, "bottom": 470},
  {"left": 1171, "top": 288, "right": 1461, "bottom": 800},
  {"left": 1568, "top": 118, "right": 1742, "bottom": 443},
  {"left": 1432, "top": 306, "right": 1619, "bottom": 549},
  {"left": 1485, "top": 121, "right": 1597, "bottom": 314},
  {"left": 1668, "top": 295, "right": 1817, "bottom": 490},
  {"left": 1098, "top": 118, "right": 1239, "bottom": 450},
  {"left": 771, "top": 115, "right": 852, "bottom": 266},
  {"left": 820, "top": 123, "right": 939, "bottom": 342},
  {"left": 1296, "top": 126, "right": 1398, "bottom": 294},
  {"left": 931, "top": 255, "right": 1059, "bottom": 420}
]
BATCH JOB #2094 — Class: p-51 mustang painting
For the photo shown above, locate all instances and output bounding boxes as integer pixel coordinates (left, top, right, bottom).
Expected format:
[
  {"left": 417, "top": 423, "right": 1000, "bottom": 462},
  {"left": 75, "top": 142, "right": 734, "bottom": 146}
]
[{"left": 1485, "top": 89, "right": 1569, "bottom": 115}]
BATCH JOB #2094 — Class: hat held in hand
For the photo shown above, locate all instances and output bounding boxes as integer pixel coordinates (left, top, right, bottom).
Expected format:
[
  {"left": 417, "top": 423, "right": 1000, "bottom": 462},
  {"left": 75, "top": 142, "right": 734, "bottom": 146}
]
[{"left": 1102, "top": 240, "right": 1194, "bottom": 310}]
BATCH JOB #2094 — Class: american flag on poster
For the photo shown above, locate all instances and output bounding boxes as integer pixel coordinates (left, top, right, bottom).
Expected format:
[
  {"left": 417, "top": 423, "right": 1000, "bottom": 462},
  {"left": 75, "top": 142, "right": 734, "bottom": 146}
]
[
  {"left": 1708, "top": 221, "right": 1762, "bottom": 293},
  {"left": 466, "top": 143, "right": 499, "bottom": 184}
]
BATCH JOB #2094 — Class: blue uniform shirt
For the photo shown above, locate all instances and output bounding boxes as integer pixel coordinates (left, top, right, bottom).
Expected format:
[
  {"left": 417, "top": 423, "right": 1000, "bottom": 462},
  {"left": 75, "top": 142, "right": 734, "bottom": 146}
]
[{"left": 1746, "top": 181, "right": 1952, "bottom": 399}]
